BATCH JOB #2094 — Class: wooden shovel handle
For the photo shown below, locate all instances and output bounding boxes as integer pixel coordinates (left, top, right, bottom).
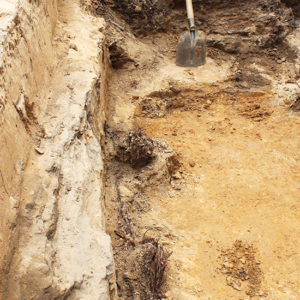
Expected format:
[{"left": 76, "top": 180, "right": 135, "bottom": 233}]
[
  {"left": 186, "top": 0, "right": 195, "bottom": 30},
  {"left": 186, "top": 0, "right": 194, "bottom": 19}
]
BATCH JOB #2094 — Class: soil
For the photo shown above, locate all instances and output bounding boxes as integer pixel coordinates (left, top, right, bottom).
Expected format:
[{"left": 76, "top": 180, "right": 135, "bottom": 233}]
[{"left": 92, "top": 0, "right": 300, "bottom": 299}]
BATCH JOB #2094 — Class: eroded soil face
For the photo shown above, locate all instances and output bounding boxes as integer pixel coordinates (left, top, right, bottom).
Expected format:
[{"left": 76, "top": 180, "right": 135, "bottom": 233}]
[{"left": 99, "top": 0, "right": 300, "bottom": 299}]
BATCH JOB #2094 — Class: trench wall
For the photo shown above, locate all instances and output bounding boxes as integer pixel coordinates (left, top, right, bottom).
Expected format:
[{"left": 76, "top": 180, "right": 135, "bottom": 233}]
[
  {"left": 0, "top": 1, "right": 58, "bottom": 296},
  {"left": 0, "top": 1, "right": 113, "bottom": 299}
]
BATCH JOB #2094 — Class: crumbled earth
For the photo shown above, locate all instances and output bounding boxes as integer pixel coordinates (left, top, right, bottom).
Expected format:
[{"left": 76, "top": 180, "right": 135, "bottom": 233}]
[{"left": 218, "top": 240, "right": 263, "bottom": 297}]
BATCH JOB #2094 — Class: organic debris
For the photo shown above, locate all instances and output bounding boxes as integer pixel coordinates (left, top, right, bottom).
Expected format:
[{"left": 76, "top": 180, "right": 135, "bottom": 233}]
[
  {"left": 92, "top": 0, "right": 173, "bottom": 35},
  {"left": 112, "top": 234, "right": 172, "bottom": 299},
  {"left": 115, "top": 129, "right": 155, "bottom": 168},
  {"left": 142, "top": 239, "right": 173, "bottom": 294},
  {"left": 290, "top": 94, "right": 300, "bottom": 111},
  {"left": 166, "top": 153, "right": 182, "bottom": 177}
]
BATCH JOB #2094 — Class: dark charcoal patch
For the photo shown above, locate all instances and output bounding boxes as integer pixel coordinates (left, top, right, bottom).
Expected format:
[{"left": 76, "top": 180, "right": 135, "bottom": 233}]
[
  {"left": 232, "top": 68, "right": 272, "bottom": 90},
  {"left": 93, "top": 0, "right": 174, "bottom": 35},
  {"left": 205, "top": 0, "right": 294, "bottom": 53},
  {"left": 282, "top": 0, "right": 300, "bottom": 18},
  {"left": 108, "top": 42, "right": 134, "bottom": 69}
]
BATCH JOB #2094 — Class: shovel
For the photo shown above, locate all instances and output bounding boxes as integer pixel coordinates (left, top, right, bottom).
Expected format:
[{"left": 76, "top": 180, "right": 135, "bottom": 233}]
[{"left": 176, "top": 0, "right": 206, "bottom": 67}]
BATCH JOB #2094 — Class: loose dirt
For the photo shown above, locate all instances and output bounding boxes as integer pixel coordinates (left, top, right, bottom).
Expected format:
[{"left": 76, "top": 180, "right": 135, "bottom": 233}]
[{"left": 99, "top": 1, "right": 300, "bottom": 299}]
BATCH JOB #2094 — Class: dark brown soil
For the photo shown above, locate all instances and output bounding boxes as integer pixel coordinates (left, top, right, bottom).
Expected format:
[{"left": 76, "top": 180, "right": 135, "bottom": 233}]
[{"left": 115, "top": 130, "right": 155, "bottom": 168}]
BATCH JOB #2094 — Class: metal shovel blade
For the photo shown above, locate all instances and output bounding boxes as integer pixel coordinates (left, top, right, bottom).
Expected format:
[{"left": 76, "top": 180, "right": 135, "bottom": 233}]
[{"left": 176, "top": 30, "right": 206, "bottom": 67}]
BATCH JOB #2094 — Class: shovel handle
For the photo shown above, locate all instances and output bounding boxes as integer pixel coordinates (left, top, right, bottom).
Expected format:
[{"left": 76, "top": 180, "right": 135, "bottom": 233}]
[{"left": 186, "top": 0, "right": 195, "bottom": 30}]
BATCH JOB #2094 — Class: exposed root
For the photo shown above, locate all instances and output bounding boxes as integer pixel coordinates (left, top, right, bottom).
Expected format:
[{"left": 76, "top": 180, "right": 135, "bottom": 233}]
[{"left": 145, "top": 240, "right": 172, "bottom": 294}]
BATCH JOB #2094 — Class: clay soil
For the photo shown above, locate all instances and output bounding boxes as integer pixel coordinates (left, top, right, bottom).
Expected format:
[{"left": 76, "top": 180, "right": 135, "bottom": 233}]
[{"left": 100, "top": 1, "right": 300, "bottom": 299}]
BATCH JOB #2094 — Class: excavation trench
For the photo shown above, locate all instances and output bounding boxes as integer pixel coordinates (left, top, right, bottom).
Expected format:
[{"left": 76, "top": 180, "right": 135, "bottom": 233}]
[
  {"left": 101, "top": 1, "right": 300, "bottom": 299},
  {"left": 0, "top": 0, "right": 299, "bottom": 299}
]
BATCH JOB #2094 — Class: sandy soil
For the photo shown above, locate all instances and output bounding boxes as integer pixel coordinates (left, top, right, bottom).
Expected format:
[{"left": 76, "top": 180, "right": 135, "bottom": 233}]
[
  {"left": 1, "top": 1, "right": 299, "bottom": 299},
  {"left": 137, "top": 90, "right": 300, "bottom": 299},
  {"left": 99, "top": 2, "right": 300, "bottom": 299}
]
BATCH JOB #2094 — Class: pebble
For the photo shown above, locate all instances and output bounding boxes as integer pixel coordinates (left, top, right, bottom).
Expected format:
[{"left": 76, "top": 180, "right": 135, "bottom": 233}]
[
  {"left": 69, "top": 43, "right": 78, "bottom": 51},
  {"left": 172, "top": 171, "right": 181, "bottom": 179},
  {"left": 189, "top": 160, "right": 195, "bottom": 167},
  {"left": 35, "top": 147, "right": 44, "bottom": 155}
]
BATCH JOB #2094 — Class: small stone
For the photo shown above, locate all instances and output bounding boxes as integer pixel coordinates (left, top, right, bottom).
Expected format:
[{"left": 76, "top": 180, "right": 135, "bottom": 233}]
[
  {"left": 189, "top": 161, "right": 195, "bottom": 167},
  {"left": 224, "top": 262, "right": 233, "bottom": 268},
  {"left": 70, "top": 43, "right": 78, "bottom": 51},
  {"left": 174, "top": 185, "right": 181, "bottom": 191},
  {"left": 227, "top": 276, "right": 241, "bottom": 291},
  {"left": 277, "top": 57, "right": 286, "bottom": 64},
  {"left": 119, "top": 185, "right": 134, "bottom": 198},
  {"left": 172, "top": 171, "right": 182, "bottom": 179},
  {"left": 257, "top": 290, "right": 264, "bottom": 296},
  {"left": 171, "top": 181, "right": 181, "bottom": 190},
  {"left": 232, "top": 282, "right": 241, "bottom": 291},
  {"left": 168, "top": 191, "right": 175, "bottom": 198},
  {"left": 35, "top": 147, "right": 44, "bottom": 155},
  {"left": 134, "top": 5, "right": 142, "bottom": 12}
]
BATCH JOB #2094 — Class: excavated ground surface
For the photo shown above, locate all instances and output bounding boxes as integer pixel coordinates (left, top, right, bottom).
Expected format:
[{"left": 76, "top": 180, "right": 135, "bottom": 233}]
[
  {"left": 1, "top": 0, "right": 299, "bottom": 299},
  {"left": 99, "top": 0, "right": 300, "bottom": 299}
]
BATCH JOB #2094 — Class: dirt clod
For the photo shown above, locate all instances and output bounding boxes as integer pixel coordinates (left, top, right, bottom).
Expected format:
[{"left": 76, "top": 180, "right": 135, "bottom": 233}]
[
  {"left": 115, "top": 129, "right": 155, "bottom": 168},
  {"left": 290, "top": 94, "right": 300, "bottom": 111}
]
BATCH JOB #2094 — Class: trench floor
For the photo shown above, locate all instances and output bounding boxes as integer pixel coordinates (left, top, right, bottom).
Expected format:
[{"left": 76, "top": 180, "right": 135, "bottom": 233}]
[
  {"left": 104, "top": 12, "right": 300, "bottom": 300},
  {"left": 137, "top": 93, "right": 300, "bottom": 299}
]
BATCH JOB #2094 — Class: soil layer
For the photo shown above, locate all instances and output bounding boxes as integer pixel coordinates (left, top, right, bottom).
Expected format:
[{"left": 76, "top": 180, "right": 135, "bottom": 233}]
[{"left": 101, "top": 1, "right": 300, "bottom": 299}]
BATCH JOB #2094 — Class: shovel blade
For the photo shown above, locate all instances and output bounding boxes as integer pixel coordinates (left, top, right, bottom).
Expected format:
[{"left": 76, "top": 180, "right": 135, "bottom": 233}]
[{"left": 176, "top": 30, "right": 206, "bottom": 67}]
